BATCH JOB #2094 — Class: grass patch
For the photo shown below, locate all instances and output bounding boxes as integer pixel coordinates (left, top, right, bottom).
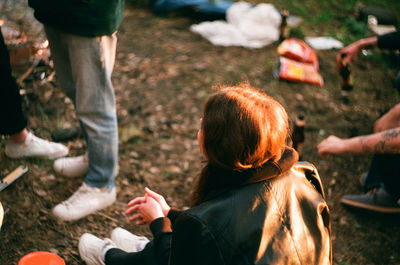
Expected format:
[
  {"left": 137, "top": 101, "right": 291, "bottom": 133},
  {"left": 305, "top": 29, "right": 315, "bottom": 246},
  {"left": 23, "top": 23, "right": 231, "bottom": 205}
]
[{"left": 267, "top": 0, "right": 400, "bottom": 46}]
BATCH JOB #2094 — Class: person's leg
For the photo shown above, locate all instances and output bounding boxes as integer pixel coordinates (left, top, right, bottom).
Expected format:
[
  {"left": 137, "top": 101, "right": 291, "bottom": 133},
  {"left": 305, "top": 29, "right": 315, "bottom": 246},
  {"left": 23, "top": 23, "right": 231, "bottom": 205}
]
[
  {"left": 105, "top": 242, "right": 158, "bottom": 265},
  {"left": 341, "top": 154, "right": 400, "bottom": 213},
  {"left": 374, "top": 154, "right": 400, "bottom": 198},
  {"left": 45, "top": 25, "right": 118, "bottom": 188},
  {"left": 362, "top": 155, "right": 383, "bottom": 191},
  {"left": 74, "top": 32, "right": 118, "bottom": 187},
  {"left": 1, "top": 28, "right": 68, "bottom": 159},
  {"left": 45, "top": 26, "right": 118, "bottom": 220},
  {"left": 0, "top": 29, "right": 27, "bottom": 135}
]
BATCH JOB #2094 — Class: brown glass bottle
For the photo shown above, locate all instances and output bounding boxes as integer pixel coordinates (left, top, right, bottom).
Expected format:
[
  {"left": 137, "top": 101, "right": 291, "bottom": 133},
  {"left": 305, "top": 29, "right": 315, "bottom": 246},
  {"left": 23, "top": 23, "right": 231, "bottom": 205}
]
[
  {"left": 339, "top": 53, "right": 353, "bottom": 91},
  {"left": 292, "top": 113, "right": 305, "bottom": 154},
  {"left": 279, "top": 9, "right": 290, "bottom": 41}
]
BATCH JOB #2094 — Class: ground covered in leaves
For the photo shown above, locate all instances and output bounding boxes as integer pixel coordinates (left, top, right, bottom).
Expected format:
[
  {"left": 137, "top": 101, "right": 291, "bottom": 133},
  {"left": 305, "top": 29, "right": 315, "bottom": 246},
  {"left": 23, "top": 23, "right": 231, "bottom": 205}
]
[{"left": 1, "top": 1, "right": 400, "bottom": 264}]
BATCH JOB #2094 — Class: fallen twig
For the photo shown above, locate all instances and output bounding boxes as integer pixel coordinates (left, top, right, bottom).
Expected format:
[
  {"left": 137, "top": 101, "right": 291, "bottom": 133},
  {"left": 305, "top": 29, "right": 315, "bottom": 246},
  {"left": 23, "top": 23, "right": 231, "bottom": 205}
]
[{"left": 96, "top": 212, "right": 119, "bottom": 223}]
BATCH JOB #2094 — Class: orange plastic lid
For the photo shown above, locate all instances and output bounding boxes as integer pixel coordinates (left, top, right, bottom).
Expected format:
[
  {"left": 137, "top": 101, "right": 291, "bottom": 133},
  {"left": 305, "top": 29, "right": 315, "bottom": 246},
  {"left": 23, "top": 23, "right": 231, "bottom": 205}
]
[{"left": 18, "top": 251, "right": 65, "bottom": 265}]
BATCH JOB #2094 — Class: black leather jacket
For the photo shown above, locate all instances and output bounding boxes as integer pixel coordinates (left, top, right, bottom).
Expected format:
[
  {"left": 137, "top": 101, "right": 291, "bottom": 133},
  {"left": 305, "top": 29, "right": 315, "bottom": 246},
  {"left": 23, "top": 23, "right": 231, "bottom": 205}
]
[{"left": 150, "top": 148, "right": 331, "bottom": 265}]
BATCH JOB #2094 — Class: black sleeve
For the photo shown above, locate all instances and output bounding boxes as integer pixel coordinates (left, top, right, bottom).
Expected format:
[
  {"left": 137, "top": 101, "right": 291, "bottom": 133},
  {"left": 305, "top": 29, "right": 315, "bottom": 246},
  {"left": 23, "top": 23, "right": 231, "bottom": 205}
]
[
  {"left": 168, "top": 213, "right": 225, "bottom": 265},
  {"left": 377, "top": 31, "right": 400, "bottom": 50},
  {"left": 150, "top": 217, "right": 173, "bottom": 265},
  {"left": 146, "top": 209, "right": 186, "bottom": 265},
  {"left": 167, "top": 208, "right": 183, "bottom": 225}
]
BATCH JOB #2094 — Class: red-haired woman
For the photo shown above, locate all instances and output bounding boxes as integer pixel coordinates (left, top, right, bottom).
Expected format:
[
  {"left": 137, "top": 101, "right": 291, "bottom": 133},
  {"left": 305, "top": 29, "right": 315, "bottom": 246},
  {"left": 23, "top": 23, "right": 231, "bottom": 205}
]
[{"left": 79, "top": 84, "right": 332, "bottom": 265}]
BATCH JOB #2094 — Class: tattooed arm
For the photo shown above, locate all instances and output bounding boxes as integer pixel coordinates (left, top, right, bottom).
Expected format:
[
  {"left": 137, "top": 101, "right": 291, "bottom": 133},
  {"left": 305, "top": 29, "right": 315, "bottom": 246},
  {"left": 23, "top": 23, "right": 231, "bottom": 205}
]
[{"left": 318, "top": 127, "right": 400, "bottom": 158}]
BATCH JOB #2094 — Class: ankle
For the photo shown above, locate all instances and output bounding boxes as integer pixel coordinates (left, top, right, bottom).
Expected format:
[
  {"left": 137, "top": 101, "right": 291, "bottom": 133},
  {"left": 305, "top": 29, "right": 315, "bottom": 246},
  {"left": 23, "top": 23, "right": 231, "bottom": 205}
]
[
  {"left": 102, "top": 244, "right": 116, "bottom": 262},
  {"left": 9, "top": 129, "right": 29, "bottom": 144}
]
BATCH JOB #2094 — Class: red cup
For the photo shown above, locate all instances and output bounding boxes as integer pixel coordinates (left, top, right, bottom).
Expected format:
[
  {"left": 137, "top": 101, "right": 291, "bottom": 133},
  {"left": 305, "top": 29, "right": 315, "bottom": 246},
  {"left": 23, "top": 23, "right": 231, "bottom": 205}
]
[{"left": 18, "top": 251, "right": 65, "bottom": 265}]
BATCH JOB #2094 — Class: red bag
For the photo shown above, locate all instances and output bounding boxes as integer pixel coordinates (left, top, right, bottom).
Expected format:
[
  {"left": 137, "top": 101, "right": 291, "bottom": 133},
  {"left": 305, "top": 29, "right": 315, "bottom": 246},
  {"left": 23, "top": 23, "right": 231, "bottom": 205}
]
[
  {"left": 277, "top": 56, "right": 324, "bottom": 87},
  {"left": 276, "top": 38, "right": 323, "bottom": 86},
  {"left": 277, "top": 38, "right": 319, "bottom": 71}
]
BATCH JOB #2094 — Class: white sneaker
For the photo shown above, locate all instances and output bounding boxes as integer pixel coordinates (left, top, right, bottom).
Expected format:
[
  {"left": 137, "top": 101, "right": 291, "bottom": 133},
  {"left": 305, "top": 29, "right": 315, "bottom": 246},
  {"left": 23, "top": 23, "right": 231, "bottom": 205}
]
[
  {"left": 53, "top": 153, "right": 119, "bottom": 177},
  {"left": 52, "top": 183, "right": 116, "bottom": 221},
  {"left": 5, "top": 132, "right": 69, "bottom": 159},
  {"left": 53, "top": 153, "right": 89, "bottom": 177},
  {"left": 111, "top": 227, "right": 149, "bottom": 253},
  {"left": 79, "top": 233, "right": 116, "bottom": 265}
]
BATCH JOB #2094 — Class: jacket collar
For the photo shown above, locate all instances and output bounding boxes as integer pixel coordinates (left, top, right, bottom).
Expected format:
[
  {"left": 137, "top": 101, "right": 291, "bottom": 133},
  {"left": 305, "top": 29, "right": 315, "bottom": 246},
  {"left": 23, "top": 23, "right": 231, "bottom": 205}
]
[
  {"left": 246, "top": 147, "right": 299, "bottom": 184},
  {"left": 201, "top": 147, "right": 299, "bottom": 202}
]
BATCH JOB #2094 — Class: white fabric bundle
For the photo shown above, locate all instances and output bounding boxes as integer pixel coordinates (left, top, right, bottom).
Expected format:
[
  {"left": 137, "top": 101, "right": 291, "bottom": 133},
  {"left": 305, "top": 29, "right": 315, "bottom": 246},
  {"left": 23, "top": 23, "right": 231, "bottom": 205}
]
[{"left": 190, "top": 2, "right": 281, "bottom": 48}]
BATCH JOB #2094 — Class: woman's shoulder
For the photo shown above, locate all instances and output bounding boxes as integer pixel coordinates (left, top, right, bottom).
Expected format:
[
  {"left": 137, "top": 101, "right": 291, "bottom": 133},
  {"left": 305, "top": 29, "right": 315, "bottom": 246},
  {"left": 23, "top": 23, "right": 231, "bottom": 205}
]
[{"left": 280, "top": 161, "right": 326, "bottom": 200}]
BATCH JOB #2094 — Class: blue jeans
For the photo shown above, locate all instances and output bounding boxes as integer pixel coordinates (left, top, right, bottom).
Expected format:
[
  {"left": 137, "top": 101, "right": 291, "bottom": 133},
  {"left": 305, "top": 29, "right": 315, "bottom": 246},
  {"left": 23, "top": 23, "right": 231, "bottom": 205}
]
[{"left": 45, "top": 25, "right": 118, "bottom": 188}]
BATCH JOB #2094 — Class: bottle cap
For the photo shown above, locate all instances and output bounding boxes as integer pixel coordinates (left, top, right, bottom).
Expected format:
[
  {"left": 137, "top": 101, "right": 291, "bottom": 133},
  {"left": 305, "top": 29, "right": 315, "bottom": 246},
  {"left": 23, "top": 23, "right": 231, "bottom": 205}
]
[{"left": 295, "top": 113, "right": 306, "bottom": 126}]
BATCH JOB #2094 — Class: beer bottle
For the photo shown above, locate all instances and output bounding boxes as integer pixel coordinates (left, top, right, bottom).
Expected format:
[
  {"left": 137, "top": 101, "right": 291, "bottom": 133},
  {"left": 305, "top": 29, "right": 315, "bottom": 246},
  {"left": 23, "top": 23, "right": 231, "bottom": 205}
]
[
  {"left": 279, "top": 9, "right": 290, "bottom": 41},
  {"left": 339, "top": 53, "right": 353, "bottom": 91},
  {"left": 292, "top": 113, "right": 305, "bottom": 154}
]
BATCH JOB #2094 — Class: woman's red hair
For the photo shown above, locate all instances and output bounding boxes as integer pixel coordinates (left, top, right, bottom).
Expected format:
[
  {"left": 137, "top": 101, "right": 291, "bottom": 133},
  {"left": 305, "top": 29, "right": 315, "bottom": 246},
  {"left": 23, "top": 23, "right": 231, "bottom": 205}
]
[{"left": 191, "top": 83, "right": 290, "bottom": 205}]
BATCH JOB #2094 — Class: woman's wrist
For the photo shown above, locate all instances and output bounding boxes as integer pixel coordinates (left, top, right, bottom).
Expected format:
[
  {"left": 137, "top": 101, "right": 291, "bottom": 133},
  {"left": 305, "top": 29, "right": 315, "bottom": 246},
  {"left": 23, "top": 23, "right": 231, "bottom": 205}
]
[{"left": 163, "top": 207, "right": 171, "bottom": 217}]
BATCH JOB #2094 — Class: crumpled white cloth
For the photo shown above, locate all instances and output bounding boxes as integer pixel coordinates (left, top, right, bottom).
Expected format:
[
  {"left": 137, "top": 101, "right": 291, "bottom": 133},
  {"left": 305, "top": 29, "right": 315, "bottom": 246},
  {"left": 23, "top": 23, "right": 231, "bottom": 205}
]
[
  {"left": 304, "top": 37, "right": 343, "bottom": 50},
  {"left": 190, "top": 2, "right": 281, "bottom": 48}
]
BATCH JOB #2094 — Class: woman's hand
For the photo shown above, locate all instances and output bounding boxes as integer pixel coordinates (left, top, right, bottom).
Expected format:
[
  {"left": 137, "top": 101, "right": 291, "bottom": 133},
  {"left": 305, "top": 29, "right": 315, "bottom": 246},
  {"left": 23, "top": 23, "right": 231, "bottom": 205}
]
[
  {"left": 318, "top": 135, "right": 347, "bottom": 158},
  {"left": 125, "top": 196, "right": 146, "bottom": 225},
  {"left": 125, "top": 195, "right": 164, "bottom": 225},
  {"left": 144, "top": 187, "right": 171, "bottom": 216}
]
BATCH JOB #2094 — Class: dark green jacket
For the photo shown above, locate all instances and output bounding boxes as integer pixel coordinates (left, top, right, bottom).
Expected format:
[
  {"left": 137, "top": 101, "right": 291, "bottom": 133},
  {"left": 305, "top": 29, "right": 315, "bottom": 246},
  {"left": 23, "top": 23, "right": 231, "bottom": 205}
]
[{"left": 28, "top": 0, "right": 125, "bottom": 37}]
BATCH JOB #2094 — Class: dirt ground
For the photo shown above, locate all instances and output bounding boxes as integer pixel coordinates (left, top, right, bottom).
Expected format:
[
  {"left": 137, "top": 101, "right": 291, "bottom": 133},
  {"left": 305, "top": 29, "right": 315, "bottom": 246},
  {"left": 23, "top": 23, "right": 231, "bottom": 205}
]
[{"left": 1, "top": 1, "right": 400, "bottom": 264}]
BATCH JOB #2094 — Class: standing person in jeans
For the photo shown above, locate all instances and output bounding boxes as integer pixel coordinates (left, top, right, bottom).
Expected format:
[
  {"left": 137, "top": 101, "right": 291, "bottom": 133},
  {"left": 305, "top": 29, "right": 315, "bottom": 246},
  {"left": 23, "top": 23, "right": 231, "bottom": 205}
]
[
  {"left": 318, "top": 31, "right": 400, "bottom": 214},
  {"left": 1, "top": 27, "right": 68, "bottom": 159},
  {"left": 28, "top": 0, "right": 125, "bottom": 221}
]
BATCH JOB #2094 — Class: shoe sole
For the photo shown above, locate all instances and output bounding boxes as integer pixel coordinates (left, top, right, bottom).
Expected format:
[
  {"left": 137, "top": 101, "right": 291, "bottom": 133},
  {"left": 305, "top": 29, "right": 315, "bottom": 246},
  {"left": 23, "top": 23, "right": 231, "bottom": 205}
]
[
  {"left": 341, "top": 197, "right": 400, "bottom": 214},
  {"left": 5, "top": 149, "right": 69, "bottom": 160},
  {"left": 53, "top": 164, "right": 119, "bottom": 178}
]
